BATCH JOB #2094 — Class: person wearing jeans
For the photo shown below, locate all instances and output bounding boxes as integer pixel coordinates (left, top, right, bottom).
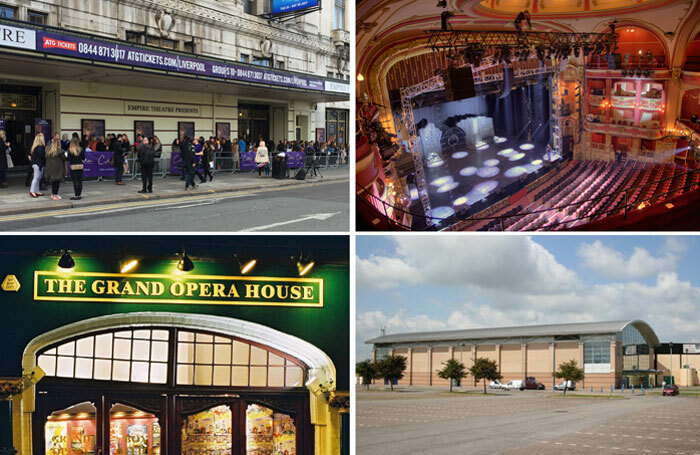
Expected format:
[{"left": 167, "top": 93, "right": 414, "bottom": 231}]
[
  {"left": 67, "top": 138, "right": 85, "bottom": 200},
  {"left": 137, "top": 137, "right": 155, "bottom": 194},
  {"left": 29, "top": 133, "right": 46, "bottom": 198}
]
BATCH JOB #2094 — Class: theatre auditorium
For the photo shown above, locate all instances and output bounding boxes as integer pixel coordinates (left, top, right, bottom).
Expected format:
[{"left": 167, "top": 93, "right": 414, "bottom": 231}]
[
  {"left": 366, "top": 320, "right": 700, "bottom": 389},
  {"left": 356, "top": 0, "right": 700, "bottom": 231}
]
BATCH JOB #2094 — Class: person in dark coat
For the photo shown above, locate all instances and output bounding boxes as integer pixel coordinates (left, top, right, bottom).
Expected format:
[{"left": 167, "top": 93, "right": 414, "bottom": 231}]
[
  {"left": 44, "top": 137, "right": 67, "bottom": 200},
  {"left": 0, "top": 129, "right": 9, "bottom": 188},
  {"left": 181, "top": 136, "right": 197, "bottom": 190},
  {"left": 29, "top": 133, "right": 46, "bottom": 197},
  {"left": 110, "top": 134, "right": 125, "bottom": 184},
  {"left": 137, "top": 137, "right": 156, "bottom": 194},
  {"left": 67, "top": 138, "right": 86, "bottom": 200}
]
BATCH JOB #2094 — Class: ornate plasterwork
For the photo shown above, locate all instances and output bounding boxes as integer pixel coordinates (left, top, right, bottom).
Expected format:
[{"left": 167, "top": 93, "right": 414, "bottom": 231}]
[
  {"left": 130, "top": 0, "right": 338, "bottom": 55},
  {"left": 155, "top": 9, "right": 176, "bottom": 37}
]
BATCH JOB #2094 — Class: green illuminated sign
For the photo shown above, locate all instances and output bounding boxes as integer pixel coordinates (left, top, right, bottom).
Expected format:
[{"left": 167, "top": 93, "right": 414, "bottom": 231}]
[{"left": 34, "top": 271, "right": 323, "bottom": 307}]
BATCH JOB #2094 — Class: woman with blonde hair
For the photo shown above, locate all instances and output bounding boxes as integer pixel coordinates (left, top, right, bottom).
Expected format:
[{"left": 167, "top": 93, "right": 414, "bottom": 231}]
[
  {"left": 67, "top": 138, "right": 85, "bottom": 200},
  {"left": 29, "top": 133, "right": 46, "bottom": 198},
  {"left": 254, "top": 140, "right": 269, "bottom": 178},
  {"left": 44, "top": 137, "right": 67, "bottom": 200},
  {"left": 0, "top": 129, "right": 9, "bottom": 188}
]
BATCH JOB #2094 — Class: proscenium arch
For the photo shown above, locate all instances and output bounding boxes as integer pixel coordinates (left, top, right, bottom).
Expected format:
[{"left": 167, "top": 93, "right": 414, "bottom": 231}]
[{"left": 22, "top": 311, "right": 336, "bottom": 394}]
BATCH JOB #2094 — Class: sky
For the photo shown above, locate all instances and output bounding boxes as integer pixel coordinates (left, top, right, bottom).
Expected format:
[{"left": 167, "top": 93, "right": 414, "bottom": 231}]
[{"left": 356, "top": 235, "right": 700, "bottom": 360}]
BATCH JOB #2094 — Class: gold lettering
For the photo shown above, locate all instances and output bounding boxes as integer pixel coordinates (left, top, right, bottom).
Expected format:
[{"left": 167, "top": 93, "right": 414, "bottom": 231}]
[
  {"left": 212, "top": 283, "right": 225, "bottom": 298},
  {"left": 74, "top": 280, "right": 86, "bottom": 294},
  {"left": 227, "top": 284, "right": 239, "bottom": 298},
  {"left": 276, "top": 285, "right": 289, "bottom": 299},
  {"left": 199, "top": 283, "right": 211, "bottom": 297},
  {"left": 92, "top": 280, "right": 105, "bottom": 294},
  {"left": 44, "top": 278, "right": 58, "bottom": 294},
  {"left": 136, "top": 281, "right": 150, "bottom": 296},
  {"left": 303, "top": 286, "right": 313, "bottom": 300},
  {"left": 290, "top": 285, "right": 301, "bottom": 300},
  {"left": 151, "top": 281, "right": 164, "bottom": 296},
  {"left": 185, "top": 282, "right": 198, "bottom": 297},
  {"left": 245, "top": 284, "right": 260, "bottom": 299},
  {"left": 106, "top": 280, "right": 119, "bottom": 295},
  {"left": 170, "top": 282, "right": 185, "bottom": 296},
  {"left": 121, "top": 281, "right": 134, "bottom": 295},
  {"left": 261, "top": 284, "right": 274, "bottom": 299},
  {"left": 58, "top": 279, "right": 71, "bottom": 294}
]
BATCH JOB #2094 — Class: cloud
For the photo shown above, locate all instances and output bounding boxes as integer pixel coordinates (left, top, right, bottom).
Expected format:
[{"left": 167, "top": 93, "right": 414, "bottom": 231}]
[
  {"left": 577, "top": 240, "right": 678, "bottom": 280},
  {"left": 356, "top": 236, "right": 579, "bottom": 294}
]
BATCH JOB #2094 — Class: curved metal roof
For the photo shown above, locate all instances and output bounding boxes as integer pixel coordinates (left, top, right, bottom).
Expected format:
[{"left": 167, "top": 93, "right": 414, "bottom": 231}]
[{"left": 366, "top": 320, "right": 660, "bottom": 347}]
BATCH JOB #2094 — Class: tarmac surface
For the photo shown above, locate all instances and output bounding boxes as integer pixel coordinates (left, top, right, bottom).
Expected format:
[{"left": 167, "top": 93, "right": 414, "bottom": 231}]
[{"left": 357, "top": 387, "right": 700, "bottom": 455}]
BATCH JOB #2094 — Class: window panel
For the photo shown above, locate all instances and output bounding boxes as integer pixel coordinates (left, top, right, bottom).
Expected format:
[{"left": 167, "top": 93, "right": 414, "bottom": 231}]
[
  {"left": 132, "top": 339, "right": 150, "bottom": 361},
  {"left": 215, "top": 344, "right": 232, "bottom": 365},
  {"left": 269, "top": 353, "right": 284, "bottom": 366},
  {"left": 178, "top": 343, "right": 194, "bottom": 363},
  {"left": 214, "top": 365, "right": 231, "bottom": 386},
  {"left": 194, "top": 365, "right": 213, "bottom": 386},
  {"left": 94, "top": 359, "right": 111, "bottom": 380},
  {"left": 133, "top": 330, "right": 151, "bottom": 339},
  {"left": 58, "top": 341, "right": 75, "bottom": 356},
  {"left": 250, "top": 366, "right": 267, "bottom": 386},
  {"left": 75, "top": 358, "right": 93, "bottom": 379},
  {"left": 95, "top": 334, "right": 113, "bottom": 358},
  {"left": 195, "top": 343, "right": 214, "bottom": 364},
  {"left": 131, "top": 361, "right": 149, "bottom": 383},
  {"left": 178, "top": 331, "right": 195, "bottom": 342},
  {"left": 177, "top": 364, "right": 193, "bottom": 385},
  {"left": 286, "top": 367, "right": 303, "bottom": 387},
  {"left": 250, "top": 346, "right": 267, "bottom": 366},
  {"left": 114, "top": 338, "right": 131, "bottom": 360},
  {"left": 76, "top": 337, "right": 94, "bottom": 357},
  {"left": 115, "top": 331, "right": 131, "bottom": 339},
  {"left": 112, "top": 360, "right": 130, "bottom": 381},
  {"left": 45, "top": 348, "right": 56, "bottom": 355},
  {"left": 196, "top": 333, "right": 213, "bottom": 343},
  {"left": 151, "top": 363, "right": 168, "bottom": 384},
  {"left": 38, "top": 355, "right": 56, "bottom": 376},
  {"left": 56, "top": 356, "right": 74, "bottom": 377},
  {"left": 268, "top": 367, "right": 284, "bottom": 387},
  {"left": 152, "top": 330, "right": 169, "bottom": 340},
  {"left": 232, "top": 366, "right": 249, "bottom": 386},
  {"left": 233, "top": 341, "right": 250, "bottom": 364},
  {"left": 152, "top": 341, "right": 169, "bottom": 362}
]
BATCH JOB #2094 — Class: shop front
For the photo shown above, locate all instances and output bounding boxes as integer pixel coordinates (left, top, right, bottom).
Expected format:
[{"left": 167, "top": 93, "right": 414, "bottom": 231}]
[{"left": 0, "top": 236, "right": 350, "bottom": 455}]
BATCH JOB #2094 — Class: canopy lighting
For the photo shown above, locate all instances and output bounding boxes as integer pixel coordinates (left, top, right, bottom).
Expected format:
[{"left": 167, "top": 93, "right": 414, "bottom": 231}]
[
  {"left": 177, "top": 252, "right": 194, "bottom": 272},
  {"left": 58, "top": 251, "right": 75, "bottom": 271},
  {"left": 297, "top": 261, "right": 315, "bottom": 277},
  {"left": 120, "top": 259, "right": 138, "bottom": 274},
  {"left": 241, "top": 259, "right": 257, "bottom": 275}
]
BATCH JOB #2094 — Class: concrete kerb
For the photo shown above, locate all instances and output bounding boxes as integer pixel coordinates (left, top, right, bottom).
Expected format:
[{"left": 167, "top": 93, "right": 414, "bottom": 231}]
[{"left": 0, "top": 172, "right": 349, "bottom": 217}]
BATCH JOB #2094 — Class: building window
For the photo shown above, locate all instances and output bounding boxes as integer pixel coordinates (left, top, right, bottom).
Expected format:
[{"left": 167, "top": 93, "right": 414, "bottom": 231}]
[
  {"left": 584, "top": 341, "right": 611, "bottom": 364},
  {"left": 125, "top": 30, "right": 144, "bottom": 44},
  {"left": 252, "top": 56, "right": 272, "bottom": 67},
  {"left": 275, "top": 60, "right": 285, "bottom": 70},
  {"left": 27, "top": 11, "right": 46, "bottom": 24},
  {"left": 334, "top": 0, "right": 345, "bottom": 30},
  {"left": 374, "top": 347, "right": 391, "bottom": 360},
  {"left": 240, "top": 54, "right": 250, "bottom": 63},
  {"left": 327, "top": 72, "right": 334, "bottom": 78},
  {"left": 243, "top": 0, "right": 255, "bottom": 14},
  {"left": 184, "top": 40, "right": 195, "bottom": 53},
  {"left": 0, "top": 5, "right": 16, "bottom": 18}
]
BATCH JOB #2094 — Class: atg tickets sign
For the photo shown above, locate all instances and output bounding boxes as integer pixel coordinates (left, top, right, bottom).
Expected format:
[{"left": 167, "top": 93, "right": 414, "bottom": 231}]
[
  {"left": 34, "top": 271, "right": 323, "bottom": 307},
  {"left": 272, "top": 0, "right": 319, "bottom": 15}
]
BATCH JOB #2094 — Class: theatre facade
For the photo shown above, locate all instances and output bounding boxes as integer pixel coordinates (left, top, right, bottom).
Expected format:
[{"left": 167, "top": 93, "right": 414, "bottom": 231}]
[
  {"left": 0, "top": 235, "right": 350, "bottom": 455},
  {"left": 367, "top": 320, "right": 667, "bottom": 389},
  {"left": 0, "top": 0, "right": 350, "bottom": 168}
]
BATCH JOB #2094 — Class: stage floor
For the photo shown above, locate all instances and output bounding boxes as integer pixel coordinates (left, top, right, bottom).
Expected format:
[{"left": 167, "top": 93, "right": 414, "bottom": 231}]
[{"left": 414, "top": 135, "right": 557, "bottom": 219}]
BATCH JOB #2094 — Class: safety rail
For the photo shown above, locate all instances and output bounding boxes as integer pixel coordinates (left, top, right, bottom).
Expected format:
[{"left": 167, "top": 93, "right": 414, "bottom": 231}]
[{"left": 356, "top": 165, "right": 700, "bottom": 231}]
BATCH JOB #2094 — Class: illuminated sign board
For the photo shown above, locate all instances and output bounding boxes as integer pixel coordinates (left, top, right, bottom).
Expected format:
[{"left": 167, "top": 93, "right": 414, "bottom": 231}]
[
  {"left": 34, "top": 271, "right": 323, "bottom": 307},
  {"left": 271, "top": 0, "right": 319, "bottom": 15}
]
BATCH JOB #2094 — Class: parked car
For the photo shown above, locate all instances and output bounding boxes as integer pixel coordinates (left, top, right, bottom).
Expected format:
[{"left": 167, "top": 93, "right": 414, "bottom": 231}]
[
  {"left": 553, "top": 380, "right": 576, "bottom": 391},
  {"left": 663, "top": 384, "right": 679, "bottom": 396},
  {"left": 524, "top": 377, "right": 545, "bottom": 390},
  {"left": 488, "top": 380, "right": 505, "bottom": 389},
  {"left": 503, "top": 380, "right": 525, "bottom": 391}
]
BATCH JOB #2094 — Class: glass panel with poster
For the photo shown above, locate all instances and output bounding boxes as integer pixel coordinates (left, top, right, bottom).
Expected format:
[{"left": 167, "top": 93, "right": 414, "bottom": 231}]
[
  {"left": 180, "top": 404, "right": 232, "bottom": 455},
  {"left": 45, "top": 402, "right": 97, "bottom": 455},
  {"left": 246, "top": 403, "right": 296, "bottom": 455},
  {"left": 109, "top": 403, "right": 161, "bottom": 455}
]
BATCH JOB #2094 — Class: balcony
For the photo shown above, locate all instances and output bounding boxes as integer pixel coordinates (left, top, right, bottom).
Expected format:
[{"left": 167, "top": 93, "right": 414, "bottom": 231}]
[
  {"left": 584, "top": 120, "right": 665, "bottom": 139},
  {"left": 330, "top": 29, "right": 349, "bottom": 46},
  {"left": 610, "top": 94, "right": 636, "bottom": 107}
]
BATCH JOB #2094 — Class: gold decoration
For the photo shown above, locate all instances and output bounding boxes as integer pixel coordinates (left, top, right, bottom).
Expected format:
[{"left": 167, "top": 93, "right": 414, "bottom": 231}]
[
  {"left": 671, "top": 66, "right": 682, "bottom": 81},
  {"left": 1, "top": 275, "right": 20, "bottom": 292},
  {"left": 0, "top": 378, "right": 23, "bottom": 399}
]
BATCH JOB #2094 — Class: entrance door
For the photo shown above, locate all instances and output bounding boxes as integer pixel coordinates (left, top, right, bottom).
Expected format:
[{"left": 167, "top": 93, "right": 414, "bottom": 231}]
[{"left": 238, "top": 104, "right": 270, "bottom": 145}]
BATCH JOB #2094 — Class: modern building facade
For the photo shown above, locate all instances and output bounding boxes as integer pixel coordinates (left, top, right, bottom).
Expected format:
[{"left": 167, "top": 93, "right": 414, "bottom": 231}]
[
  {"left": 0, "top": 235, "right": 350, "bottom": 455},
  {"left": 366, "top": 320, "right": 663, "bottom": 389},
  {"left": 0, "top": 0, "right": 350, "bottom": 167}
]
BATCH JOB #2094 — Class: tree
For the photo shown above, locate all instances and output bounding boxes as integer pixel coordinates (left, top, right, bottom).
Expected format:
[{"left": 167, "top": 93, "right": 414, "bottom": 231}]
[
  {"left": 356, "top": 359, "right": 379, "bottom": 390},
  {"left": 376, "top": 354, "right": 407, "bottom": 391},
  {"left": 555, "top": 359, "right": 584, "bottom": 395},
  {"left": 437, "top": 358, "right": 468, "bottom": 392},
  {"left": 468, "top": 357, "right": 501, "bottom": 394}
]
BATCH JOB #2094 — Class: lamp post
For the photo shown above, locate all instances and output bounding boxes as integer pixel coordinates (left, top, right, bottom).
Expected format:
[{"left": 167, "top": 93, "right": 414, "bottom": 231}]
[
  {"left": 669, "top": 342, "right": 673, "bottom": 385},
  {"left": 685, "top": 345, "right": 689, "bottom": 388}
]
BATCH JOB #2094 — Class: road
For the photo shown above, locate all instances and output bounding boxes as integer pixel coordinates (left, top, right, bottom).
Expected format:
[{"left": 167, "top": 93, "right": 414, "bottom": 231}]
[
  {"left": 357, "top": 389, "right": 700, "bottom": 455},
  {"left": 0, "top": 180, "right": 349, "bottom": 232}
]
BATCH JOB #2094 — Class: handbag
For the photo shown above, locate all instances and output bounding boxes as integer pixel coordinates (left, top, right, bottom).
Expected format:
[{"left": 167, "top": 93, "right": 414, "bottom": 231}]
[
  {"left": 6, "top": 153, "right": 13, "bottom": 169},
  {"left": 70, "top": 163, "right": 83, "bottom": 171}
]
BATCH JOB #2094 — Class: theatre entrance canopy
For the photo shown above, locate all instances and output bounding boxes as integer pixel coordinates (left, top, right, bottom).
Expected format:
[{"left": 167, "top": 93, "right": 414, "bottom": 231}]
[{"left": 0, "top": 235, "right": 350, "bottom": 455}]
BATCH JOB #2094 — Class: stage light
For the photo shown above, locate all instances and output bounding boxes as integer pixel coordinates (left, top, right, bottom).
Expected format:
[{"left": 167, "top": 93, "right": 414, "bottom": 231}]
[
  {"left": 58, "top": 250, "right": 75, "bottom": 272},
  {"left": 120, "top": 259, "right": 138, "bottom": 274},
  {"left": 453, "top": 196, "right": 468, "bottom": 206},
  {"left": 241, "top": 259, "right": 257, "bottom": 274},
  {"left": 177, "top": 251, "right": 194, "bottom": 272},
  {"left": 296, "top": 261, "right": 314, "bottom": 277},
  {"left": 357, "top": 74, "right": 365, "bottom": 82},
  {"left": 573, "top": 47, "right": 580, "bottom": 58},
  {"left": 431, "top": 206, "right": 455, "bottom": 219},
  {"left": 437, "top": 182, "right": 459, "bottom": 193},
  {"left": 436, "top": 0, "right": 447, "bottom": 7}
]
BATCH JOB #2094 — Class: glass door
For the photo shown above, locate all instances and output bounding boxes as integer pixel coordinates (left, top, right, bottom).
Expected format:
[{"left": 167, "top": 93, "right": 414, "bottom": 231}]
[{"left": 108, "top": 403, "right": 162, "bottom": 455}]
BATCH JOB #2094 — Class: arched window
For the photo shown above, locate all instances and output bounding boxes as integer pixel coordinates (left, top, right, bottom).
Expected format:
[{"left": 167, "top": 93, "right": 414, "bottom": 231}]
[{"left": 36, "top": 327, "right": 307, "bottom": 389}]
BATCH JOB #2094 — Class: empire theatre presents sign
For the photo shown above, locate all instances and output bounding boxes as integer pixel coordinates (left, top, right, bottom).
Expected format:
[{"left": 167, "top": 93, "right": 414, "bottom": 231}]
[{"left": 34, "top": 271, "right": 323, "bottom": 307}]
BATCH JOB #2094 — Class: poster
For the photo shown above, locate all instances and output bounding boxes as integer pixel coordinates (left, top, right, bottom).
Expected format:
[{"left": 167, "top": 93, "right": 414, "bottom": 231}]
[
  {"left": 273, "top": 413, "right": 296, "bottom": 455},
  {"left": 216, "top": 122, "right": 231, "bottom": 140},
  {"left": 134, "top": 121, "right": 154, "bottom": 140},
  {"left": 126, "top": 424, "right": 148, "bottom": 455},
  {"left": 70, "top": 425, "right": 84, "bottom": 452},
  {"left": 35, "top": 118, "right": 52, "bottom": 142},
  {"left": 315, "top": 128, "right": 325, "bottom": 144},
  {"left": 178, "top": 121, "right": 195, "bottom": 141},
  {"left": 181, "top": 405, "right": 231, "bottom": 455},
  {"left": 0, "top": 119, "right": 5, "bottom": 130},
  {"left": 45, "top": 421, "right": 68, "bottom": 455},
  {"left": 110, "top": 421, "right": 123, "bottom": 455},
  {"left": 82, "top": 119, "right": 105, "bottom": 142}
]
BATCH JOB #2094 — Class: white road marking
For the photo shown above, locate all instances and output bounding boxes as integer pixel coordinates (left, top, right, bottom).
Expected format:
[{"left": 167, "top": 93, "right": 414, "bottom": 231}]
[{"left": 239, "top": 212, "right": 340, "bottom": 232}]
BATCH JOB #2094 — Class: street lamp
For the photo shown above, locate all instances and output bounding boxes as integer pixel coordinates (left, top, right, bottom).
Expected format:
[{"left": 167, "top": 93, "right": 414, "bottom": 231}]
[{"left": 669, "top": 342, "right": 673, "bottom": 385}]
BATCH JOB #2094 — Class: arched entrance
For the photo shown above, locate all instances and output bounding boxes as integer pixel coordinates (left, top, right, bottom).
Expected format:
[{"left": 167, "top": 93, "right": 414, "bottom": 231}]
[{"left": 21, "top": 312, "right": 337, "bottom": 455}]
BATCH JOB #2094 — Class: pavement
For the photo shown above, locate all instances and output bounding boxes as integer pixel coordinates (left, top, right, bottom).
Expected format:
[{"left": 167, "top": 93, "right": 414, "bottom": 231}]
[
  {"left": 0, "top": 166, "right": 349, "bottom": 216},
  {"left": 357, "top": 386, "right": 700, "bottom": 455}
]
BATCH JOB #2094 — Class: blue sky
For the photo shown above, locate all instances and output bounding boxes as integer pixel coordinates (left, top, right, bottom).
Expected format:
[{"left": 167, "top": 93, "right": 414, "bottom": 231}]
[{"left": 356, "top": 235, "right": 700, "bottom": 360}]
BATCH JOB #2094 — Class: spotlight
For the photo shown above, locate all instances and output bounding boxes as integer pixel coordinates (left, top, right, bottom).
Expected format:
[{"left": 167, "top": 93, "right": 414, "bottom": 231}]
[
  {"left": 357, "top": 74, "right": 364, "bottom": 82},
  {"left": 120, "top": 259, "right": 138, "bottom": 274},
  {"left": 235, "top": 254, "right": 257, "bottom": 275},
  {"left": 58, "top": 250, "right": 75, "bottom": 272},
  {"left": 436, "top": 0, "right": 447, "bottom": 6},
  {"left": 177, "top": 251, "right": 194, "bottom": 272},
  {"left": 573, "top": 47, "right": 580, "bottom": 58},
  {"left": 297, "top": 261, "right": 315, "bottom": 277}
]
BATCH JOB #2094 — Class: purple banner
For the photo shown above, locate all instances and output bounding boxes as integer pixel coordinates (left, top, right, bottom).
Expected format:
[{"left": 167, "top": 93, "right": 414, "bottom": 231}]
[
  {"left": 34, "top": 118, "right": 51, "bottom": 143},
  {"left": 240, "top": 151, "right": 257, "bottom": 171},
  {"left": 169, "top": 151, "right": 203, "bottom": 175},
  {"left": 68, "top": 151, "right": 115, "bottom": 178},
  {"left": 36, "top": 31, "right": 330, "bottom": 92},
  {"left": 286, "top": 152, "right": 306, "bottom": 169}
]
